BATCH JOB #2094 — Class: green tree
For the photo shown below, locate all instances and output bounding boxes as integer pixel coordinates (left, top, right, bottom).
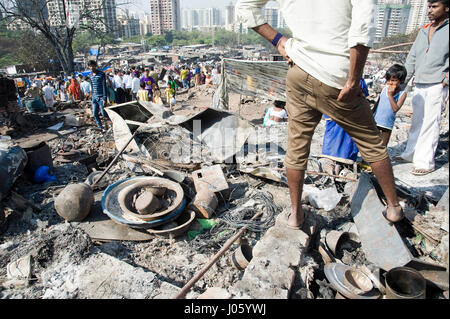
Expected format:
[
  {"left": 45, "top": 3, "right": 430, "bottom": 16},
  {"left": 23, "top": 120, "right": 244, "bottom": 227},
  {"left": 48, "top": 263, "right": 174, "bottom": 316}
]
[
  {"left": 16, "top": 31, "right": 59, "bottom": 71},
  {"left": 147, "top": 34, "right": 167, "bottom": 47},
  {"left": 164, "top": 30, "right": 174, "bottom": 43}
]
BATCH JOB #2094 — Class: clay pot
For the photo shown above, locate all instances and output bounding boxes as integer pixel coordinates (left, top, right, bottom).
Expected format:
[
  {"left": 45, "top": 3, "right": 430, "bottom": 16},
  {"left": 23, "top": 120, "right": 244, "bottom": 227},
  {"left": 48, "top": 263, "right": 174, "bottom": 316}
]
[
  {"left": 54, "top": 182, "right": 94, "bottom": 222},
  {"left": 188, "top": 188, "right": 218, "bottom": 219}
]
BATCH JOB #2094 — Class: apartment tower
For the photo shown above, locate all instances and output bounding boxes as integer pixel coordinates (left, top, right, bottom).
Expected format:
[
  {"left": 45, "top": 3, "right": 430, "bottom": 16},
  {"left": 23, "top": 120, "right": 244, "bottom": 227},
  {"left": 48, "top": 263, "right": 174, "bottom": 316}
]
[{"left": 149, "top": 0, "right": 181, "bottom": 35}]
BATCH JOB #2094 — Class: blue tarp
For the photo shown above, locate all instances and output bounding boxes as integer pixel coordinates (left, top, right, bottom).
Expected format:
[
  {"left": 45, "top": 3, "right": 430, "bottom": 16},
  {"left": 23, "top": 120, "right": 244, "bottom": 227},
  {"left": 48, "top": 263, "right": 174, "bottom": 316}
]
[
  {"left": 321, "top": 117, "right": 359, "bottom": 162},
  {"left": 73, "top": 66, "right": 112, "bottom": 79},
  {"left": 321, "top": 79, "right": 369, "bottom": 162},
  {"left": 89, "top": 49, "right": 99, "bottom": 56}
]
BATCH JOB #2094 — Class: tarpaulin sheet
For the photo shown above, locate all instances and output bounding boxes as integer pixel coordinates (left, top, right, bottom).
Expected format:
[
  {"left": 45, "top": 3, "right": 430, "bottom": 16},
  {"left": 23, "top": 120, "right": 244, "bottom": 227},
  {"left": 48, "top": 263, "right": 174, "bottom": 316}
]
[{"left": 221, "top": 58, "right": 289, "bottom": 102}]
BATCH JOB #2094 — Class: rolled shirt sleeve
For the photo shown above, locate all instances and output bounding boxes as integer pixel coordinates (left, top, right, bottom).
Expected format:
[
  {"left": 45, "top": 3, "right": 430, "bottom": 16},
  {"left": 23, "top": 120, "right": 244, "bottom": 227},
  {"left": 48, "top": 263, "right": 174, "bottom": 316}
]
[
  {"left": 348, "top": 0, "right": 376, "bottom": 48},
  {"left": 236, "top": 0, "right": 270, "bottom": 29}
]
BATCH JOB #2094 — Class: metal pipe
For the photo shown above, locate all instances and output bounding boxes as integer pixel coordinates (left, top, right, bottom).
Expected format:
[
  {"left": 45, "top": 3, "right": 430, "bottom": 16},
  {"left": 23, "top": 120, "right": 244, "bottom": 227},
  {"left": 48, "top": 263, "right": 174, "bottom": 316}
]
[
  {"left": 173, "top": 210, "right": 264, "bottom": 299},
  {"left": 91, "top": 129, "right": 139, "bottom": 188}
]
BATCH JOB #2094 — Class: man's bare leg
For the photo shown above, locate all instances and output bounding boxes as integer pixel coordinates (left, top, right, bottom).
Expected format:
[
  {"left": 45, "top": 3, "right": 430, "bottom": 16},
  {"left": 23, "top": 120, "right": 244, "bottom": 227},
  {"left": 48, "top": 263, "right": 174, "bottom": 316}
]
[
  {"left": 286, "top": 168, "right": 306, "bottom": 227},
  {"left": 370, "top": 157, "right": 403, "bottom": 222}
]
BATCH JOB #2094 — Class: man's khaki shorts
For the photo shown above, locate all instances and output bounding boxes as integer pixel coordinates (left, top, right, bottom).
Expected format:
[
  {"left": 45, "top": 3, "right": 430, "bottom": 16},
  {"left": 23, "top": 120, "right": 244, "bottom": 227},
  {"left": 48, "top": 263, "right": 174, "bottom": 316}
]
[{"left": 284, "top": 65, "right": 388, "bottom": 170}]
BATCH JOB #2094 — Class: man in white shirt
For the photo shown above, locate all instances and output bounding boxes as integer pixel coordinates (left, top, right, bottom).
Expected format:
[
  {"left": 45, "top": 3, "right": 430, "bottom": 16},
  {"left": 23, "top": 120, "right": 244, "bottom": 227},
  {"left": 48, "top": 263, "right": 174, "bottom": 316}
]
[
  {"left": 131, "top": 72, "right": 141, "bottom": 101},
  {"left": 80, "top": 77, "right": 91, "bottom": 101},
  {"left": 123, "top": 71, "right": 133, "bottom": 102},
  {"left": 237, "top": 0, "right": 404, "bottom": 227},
  {"left": 113, "top": 70, "right": 125, "bottom": 104},
  {"left": 42, "top": 80, "right": 55, "bottom": 111}
]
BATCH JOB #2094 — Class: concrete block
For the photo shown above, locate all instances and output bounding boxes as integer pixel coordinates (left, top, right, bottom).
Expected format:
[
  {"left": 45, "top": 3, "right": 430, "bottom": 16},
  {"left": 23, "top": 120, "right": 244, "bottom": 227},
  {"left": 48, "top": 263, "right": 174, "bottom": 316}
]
[
  {"left": 252, "top": 226, "right": 309, "bottom": 267},
  {"left": 231, "top": 257, "right": 295, "bottom": 299}
]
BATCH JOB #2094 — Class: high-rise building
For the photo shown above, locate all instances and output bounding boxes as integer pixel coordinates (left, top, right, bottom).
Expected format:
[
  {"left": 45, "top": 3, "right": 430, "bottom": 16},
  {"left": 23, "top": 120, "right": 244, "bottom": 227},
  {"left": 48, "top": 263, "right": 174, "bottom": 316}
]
[
  {"left": 224, "top": 2, "right": 235, "bottom": 31},
  {"left": 149, "top": 0, "right": 181, "bottom": 35},
  {"left": 406, "top": 0, "right": 429, "bottom": 33},
  {"left": 44, "top": 0, "right": 118, "bottom": 36},
  {"left": 182, "top": 9, "right": 194, "bottom": 29},
  {"left": 140, "top": 14, "right": 152, "bottom": 35},
  {"left": 181, "top": 8, "right": 220, "bottom": 30},
  {"left": 278, "top": 10, "right": 287, "bottom": 29},
  {"left": 117, "top": 10, "right": 140, "bottom": 38},
  {"left": 375, "top": 3, "right": 411, "bottom": 42},
  {"left": 6, "top": 0, "right": 48, "bottom": 30},
  {"left": 264, "top": 7, "right": 278, "bottom": 28}
]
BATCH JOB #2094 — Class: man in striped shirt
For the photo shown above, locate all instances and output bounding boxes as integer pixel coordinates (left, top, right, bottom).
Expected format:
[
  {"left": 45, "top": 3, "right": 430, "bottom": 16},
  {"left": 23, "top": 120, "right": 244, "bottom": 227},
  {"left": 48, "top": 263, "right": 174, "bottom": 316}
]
[{"left": 88, "top": 60, "right": 109, "bottom": 131}]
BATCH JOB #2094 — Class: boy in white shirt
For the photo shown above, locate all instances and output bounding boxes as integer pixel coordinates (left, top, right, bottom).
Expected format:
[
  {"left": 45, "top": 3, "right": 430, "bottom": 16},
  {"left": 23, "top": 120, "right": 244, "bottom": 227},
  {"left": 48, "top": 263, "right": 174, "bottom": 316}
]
[{"left": 263, "top": 100, "right": 287, "bottom": 126}]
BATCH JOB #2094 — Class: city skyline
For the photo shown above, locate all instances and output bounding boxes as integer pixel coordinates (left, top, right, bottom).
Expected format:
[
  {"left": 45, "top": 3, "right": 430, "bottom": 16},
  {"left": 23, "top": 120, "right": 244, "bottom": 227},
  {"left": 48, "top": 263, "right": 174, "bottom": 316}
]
[{"left": 126, "top": 0, "right": 278, "bottom": 11}]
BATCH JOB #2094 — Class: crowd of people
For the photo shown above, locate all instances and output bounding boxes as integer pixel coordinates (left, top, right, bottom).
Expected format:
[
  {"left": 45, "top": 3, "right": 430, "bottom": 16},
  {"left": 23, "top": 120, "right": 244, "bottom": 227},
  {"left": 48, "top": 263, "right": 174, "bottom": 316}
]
[{"left": 1, "top": 59, "right": 223, "bottom": 130}]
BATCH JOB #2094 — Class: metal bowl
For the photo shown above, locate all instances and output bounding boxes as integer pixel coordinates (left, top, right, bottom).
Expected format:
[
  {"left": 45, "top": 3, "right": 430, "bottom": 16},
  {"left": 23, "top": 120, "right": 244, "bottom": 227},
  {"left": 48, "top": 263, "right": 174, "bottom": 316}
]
[
  {"left": 344, "top": 269, "right": 374, "bottom": 295},
  {"left": 101, "top": 177, "right": 185, "bottom": 229},
  {"left": 117, "top": 178, "right": 184, "bottom": 221}
]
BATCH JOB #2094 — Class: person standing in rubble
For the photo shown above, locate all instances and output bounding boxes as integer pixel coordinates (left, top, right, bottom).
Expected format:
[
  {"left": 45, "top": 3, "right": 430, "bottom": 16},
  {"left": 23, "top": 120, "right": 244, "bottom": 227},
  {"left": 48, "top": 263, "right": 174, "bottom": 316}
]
[
  {"left": 113, "top": 70, "right": 126, "bottom": 104},
  {"left": 88, "top": 60, "right": 109, "bottom": 132},
  {"left": 58, "top": 79, "right": 68, "bottom": 102},
  {"left": 395, "top": 0, "right": 449, "bottom": 176},
  {"left": 138, "top": 82, "right": 150, "bottom": 102},
  {"left": 263, "top": 100, "right": 288, "bottom": 126},
  {"left": 140, "top": 69, "right": 155, "bottom": 101},
  {"left": 0, "top": 73, "right": 22, "bottom": 129},
  {"left": 42, "top": 80, "right": 56, "bottom": 112},
  {"left": 131, "top": 72, "right": 141, "bottom": 101},
  {"left": 105, "top": 73, "right": 116, "bottom": 105},
  {"left": 373, "top": 64, "right": 408, "bottom": 147},
  {"left": 194, "top": 65, "right": 202, "bottom": 86},
  {"left": 80, "top": 76, "right": 91, "bottom": 101},
  {"left": 180, "top": 66, "right": 190, "bottom": 89},
  {"left": 149, "top": 66, "right": 159, "bottom": 84},
  {"left": 123, "top": 71, "right": 132, "bottom": 102},
  {"left": 237, "top": 0, "right": 404, "bottom": 226},
  {"left": 210, "top": 65, "right": 222, "bottom": 109},
  {"left": 167, "top": 75, "right": 178, "bottom": 96},
  {"left": 165, "top": 84, "right": 176, "bottom": 111},
  {"left": 24, "top": 83, "right": 46, "bottom": 112},
  {"left": 68, "top": 77, "right": 81, "bottom": 101}
]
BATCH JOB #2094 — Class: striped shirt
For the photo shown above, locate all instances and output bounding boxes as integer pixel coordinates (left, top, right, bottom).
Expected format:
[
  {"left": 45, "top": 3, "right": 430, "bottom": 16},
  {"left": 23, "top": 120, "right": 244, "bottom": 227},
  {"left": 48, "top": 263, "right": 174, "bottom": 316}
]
[{"left": 89, "top": 70, "right": 107, "bottom": 98}]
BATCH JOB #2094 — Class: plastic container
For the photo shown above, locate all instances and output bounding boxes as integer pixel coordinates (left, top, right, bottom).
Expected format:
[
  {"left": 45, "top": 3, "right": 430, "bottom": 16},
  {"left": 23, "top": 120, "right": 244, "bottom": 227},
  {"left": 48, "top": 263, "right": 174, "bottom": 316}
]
[{"left": 33, "top": 166, "right": 57, "bottom": 183}]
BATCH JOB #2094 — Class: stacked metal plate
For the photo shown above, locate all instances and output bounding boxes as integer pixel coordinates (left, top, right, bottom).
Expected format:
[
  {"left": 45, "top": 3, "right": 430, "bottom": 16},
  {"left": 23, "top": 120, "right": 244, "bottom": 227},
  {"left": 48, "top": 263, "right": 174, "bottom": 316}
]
[{"left": 101, "top": 176, "right": 186, "bottom": 229}]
